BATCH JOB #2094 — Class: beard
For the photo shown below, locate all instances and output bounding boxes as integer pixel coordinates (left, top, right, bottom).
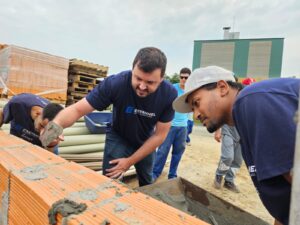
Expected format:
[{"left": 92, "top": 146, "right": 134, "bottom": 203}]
[
  {"left": 206, "top": 122, "right": 220, "bottom": 133},
  {"left": 206, "top": 117, "right": 226, "bottom": 133}
]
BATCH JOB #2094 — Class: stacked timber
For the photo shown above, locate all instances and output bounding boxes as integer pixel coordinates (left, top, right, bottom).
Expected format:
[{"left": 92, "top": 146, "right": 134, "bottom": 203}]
[
  {"left": 0, "top": 45, "right": 69, "bottom": 104},
  {"left": 67, "top": 59, "right": 108, "bottom": 106}
]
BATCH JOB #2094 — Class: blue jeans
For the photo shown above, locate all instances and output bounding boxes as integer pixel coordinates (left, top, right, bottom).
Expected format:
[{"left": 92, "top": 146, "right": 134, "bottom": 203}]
[
  {"left": 216, "top": 134, "right": 243, "bottom": 183},
  {"left": 53, "top": 145, "right": 59, "bottom": 155},
  {"left": 102, "top": 130, "right": 155, "bottom": 186},
  {"left": 152, "top": 126, "right": 187, "bottom": 180},
  {"left": 186, "top": 120, "right": 194, "bottom": 143}
]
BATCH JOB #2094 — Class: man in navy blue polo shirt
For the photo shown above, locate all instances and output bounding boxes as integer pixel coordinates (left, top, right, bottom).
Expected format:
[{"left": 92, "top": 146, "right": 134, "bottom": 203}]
[
  {"left": 40, "top": 47, "right": 177, "bottom": 186},
  {"left": 0, "top": 93, "right": 63, "bottom": 153},
  {"left": 173, "top": 66, "right": 299, "bottom": 225}
]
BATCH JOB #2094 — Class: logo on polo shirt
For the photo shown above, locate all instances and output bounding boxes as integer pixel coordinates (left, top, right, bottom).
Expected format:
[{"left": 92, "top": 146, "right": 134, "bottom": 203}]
[
  {"left": 248, "top": 165, "right": 257, "bottom": 176},
  {"left": 125, "top": 106, "right": 156, "bottom": 118}
]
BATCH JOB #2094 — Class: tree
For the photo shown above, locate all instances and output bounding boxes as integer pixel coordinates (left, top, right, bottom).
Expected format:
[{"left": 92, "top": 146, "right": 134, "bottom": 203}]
[{"left": 165, "top": 73, "right": 179, "bottom": 84}]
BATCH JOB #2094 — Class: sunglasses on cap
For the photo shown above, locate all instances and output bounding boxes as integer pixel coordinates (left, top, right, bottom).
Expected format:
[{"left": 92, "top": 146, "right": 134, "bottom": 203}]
[{"left": 180, "top": 76, "right": 189, "bottom": 80}]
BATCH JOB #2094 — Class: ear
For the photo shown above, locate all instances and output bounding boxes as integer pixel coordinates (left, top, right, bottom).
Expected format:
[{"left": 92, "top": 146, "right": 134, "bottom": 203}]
[
  {"left": 217, "top": 80, "right": 230, "bottom": 97},
  {"left": 42, "top": 118, "right": 49, "bottom": 126}
]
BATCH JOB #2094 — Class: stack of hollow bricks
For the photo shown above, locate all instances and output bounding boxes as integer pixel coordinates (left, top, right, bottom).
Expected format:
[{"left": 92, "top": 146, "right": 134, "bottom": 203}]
[
  {"left": 0, "top": 131, "right": 208, "bottom": 225},
  {"left": 0, "top": 45, "right": 69, "bottom": 104},
  {"left": 67, "top": 59, "right": 108, "bottom": 106}
]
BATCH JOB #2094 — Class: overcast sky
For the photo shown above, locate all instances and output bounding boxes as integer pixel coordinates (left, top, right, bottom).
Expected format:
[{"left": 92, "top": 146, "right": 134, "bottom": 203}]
[{"left": 1, "top": 0, "right": 299, "bottom": 77}]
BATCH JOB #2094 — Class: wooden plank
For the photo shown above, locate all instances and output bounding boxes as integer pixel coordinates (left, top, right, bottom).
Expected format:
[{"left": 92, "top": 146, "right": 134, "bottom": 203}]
[
  {"left": 68, "top": 82, "right": 94, "bottom": 90},
  {"left": 69, "top": 74, "right": 95, "bottom": 84},
  {"left": 67, "top": 87, "right": 89, "bottom": 94},
  {"left": 69, "top": 70, "right": 107, "bottom": 78}
]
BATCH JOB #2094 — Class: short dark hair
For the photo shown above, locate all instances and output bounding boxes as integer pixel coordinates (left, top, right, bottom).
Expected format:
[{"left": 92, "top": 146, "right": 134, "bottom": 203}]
[
  {"left": 42, "top": 103, "right": 64, "bottom": 121},
  {"left": 201, "top": 81, "right": 243, "bottom": 91},
  {"left": 132, "top": 47, "right": 167, "bottom": 77},
  {"left": 180, "top": 67, "right": 191, "bottom": 75}
]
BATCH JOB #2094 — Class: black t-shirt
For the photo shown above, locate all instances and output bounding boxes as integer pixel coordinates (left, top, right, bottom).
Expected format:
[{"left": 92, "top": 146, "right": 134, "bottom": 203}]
[
  {"left": 233, "top": 78, "right": 300, "bottom": 224},
  {"left": 86, "top": 70, "right": 177, "bottom": 148},
  {"left": 3, "top": 93, "right": 49, "bottom": 147}
]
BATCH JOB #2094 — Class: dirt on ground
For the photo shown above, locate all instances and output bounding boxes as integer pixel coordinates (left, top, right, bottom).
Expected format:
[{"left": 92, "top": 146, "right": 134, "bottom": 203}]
[{"left": 124, "top": 125, "right": 273, "bottom": 224}]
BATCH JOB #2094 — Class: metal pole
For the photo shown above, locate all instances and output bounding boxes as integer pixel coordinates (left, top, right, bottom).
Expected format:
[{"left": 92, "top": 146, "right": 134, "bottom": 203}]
[{"left": 289, "top": 94, "right": 300, "bottom": 225}]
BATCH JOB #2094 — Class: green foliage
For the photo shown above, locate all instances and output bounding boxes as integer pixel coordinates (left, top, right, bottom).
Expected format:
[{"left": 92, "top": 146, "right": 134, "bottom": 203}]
[{"left": 165, "top": 73, "right": 180, "bottom": 84}]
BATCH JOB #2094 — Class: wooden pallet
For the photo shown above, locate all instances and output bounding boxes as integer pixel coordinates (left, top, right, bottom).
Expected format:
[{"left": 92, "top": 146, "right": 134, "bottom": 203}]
[
  {"left": 68, "top": 82, "right": 94, "bottom": 90},
  {"left": 69, "top": 92, "right": 87, "bottom": 98},
  {"left": 69, "top": 74, "right": 97, "bottom": 85},
  {"left": 69, "top": 59, "right": 108, "bottom": 74},
  {"left": 68, "top": 87, "right": 89, "bottom": 94},
  {"left": 66, "top": 96, "right": 81, "bottom": 106},
  {"left": 69, "top": 69, "right": 107, "bottom": 78}
]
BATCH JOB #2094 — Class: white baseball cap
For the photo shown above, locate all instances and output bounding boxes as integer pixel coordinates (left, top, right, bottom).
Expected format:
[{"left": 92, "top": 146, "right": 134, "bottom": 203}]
[{"left": 173, "top": 66, "right": 235, "bottom": 113}]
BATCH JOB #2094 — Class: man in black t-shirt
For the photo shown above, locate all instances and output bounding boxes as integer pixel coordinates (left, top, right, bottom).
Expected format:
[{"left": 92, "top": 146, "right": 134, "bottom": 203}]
[
  {"left": 40, "top": 47, "right": 177, "bottom": 186},
  {"left": 0, "top": 93, "right": 63, "bottom": 153}
]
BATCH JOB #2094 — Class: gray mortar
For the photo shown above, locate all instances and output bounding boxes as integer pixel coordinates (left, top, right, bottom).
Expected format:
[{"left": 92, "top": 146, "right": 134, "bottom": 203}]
[
  {"left": 100, "top": 219, "right": 110, "bottom": 225},
  {"left": 78, "top": 170, "right": 88, "bottom": 175},
  {"left": 0, "top": 191, "right": 9, "bottom": 225},
  {"left": 138, "top": 177, "right": 271, "bottom": 225},
  {"left": 96, "top": 181, "right": 117, "bottom": 191},
  {"left": 115, "top": 191, "right": 123, "bottom": 197},
  {"left": 124, "top": 218, "right": 142, "bottom": 225},
  {"left": 114, "top": 202, "right": 130, "bottom": 213},
  {"left": 19, "top": 164, "right": 48, "bottom": 181},
  {"left": 48, "top": 198, "right": 87, "bottom": 225},
  {"left": 97, "top": 197, "right": 118, "bottom": 208},
  {"left": 0, "top": 173, "right": 10, "bottom": 225},
  {"left": 72, "top": 189, "right": 98, "bottom": 201},
  {"left": 151, "top": 188, "right": 188, "bottom": 212},
  {"left": 40, "top": 121, "right": 63, "bottom": 147}
]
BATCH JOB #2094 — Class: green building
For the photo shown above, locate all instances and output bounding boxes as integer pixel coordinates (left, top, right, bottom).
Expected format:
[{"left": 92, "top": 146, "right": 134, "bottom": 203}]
[{"left": 193, "top": 36, "right": 284, "bottom": 80}]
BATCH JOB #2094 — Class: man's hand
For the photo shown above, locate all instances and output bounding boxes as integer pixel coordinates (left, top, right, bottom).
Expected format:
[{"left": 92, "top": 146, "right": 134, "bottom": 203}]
[
  {"left": 105, "top": 158, "right": 132, "bottom": 179},
  {"left": 45, "top": 134, "right": 64, "bottom": 148},
  {"left": 214, "top": 129, "right": 221, "bottom": 142}
]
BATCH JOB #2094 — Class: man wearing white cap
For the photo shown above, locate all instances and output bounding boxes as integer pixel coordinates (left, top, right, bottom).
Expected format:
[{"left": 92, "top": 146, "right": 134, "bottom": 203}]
[{"left": 173, "top": 66, "right": 300, "bottom": 225}]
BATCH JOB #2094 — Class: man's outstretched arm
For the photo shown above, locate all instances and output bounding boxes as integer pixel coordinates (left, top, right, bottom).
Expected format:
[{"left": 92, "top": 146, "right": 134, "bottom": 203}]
[{"left": 106, "top": 121, "right": 171, "bottom": 178}]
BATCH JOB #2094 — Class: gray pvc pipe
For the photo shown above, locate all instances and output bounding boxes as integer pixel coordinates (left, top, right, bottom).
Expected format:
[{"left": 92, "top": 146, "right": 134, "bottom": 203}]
[
  {"left": 63, "top": 127, "right": 90, "bottom": 136},
  {"left": 59, "top": 134, "right": 105, "bottom": 147},
  {"left": 59, "top": 143, "right": 105, "bottom": 154}
]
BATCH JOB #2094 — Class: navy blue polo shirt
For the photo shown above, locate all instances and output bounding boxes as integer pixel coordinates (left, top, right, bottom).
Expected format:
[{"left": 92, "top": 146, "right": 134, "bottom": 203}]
[
  {"left": 86, "top": 70, "right": 177, "bottom": 148},
  {"left": 3, "top": 93, "right": 49, "bottom": 147},
  {"left": 233, "top": 78, "right": 300, "bottom": 224}
]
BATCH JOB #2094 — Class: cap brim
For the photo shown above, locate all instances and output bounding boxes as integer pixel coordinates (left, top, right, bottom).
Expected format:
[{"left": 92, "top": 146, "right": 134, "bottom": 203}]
[{"left": 172, "top": 88, "right": 197, "bottom": 113}]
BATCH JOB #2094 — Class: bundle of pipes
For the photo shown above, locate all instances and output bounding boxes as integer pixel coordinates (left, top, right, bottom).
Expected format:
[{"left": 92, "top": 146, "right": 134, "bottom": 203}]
[
  {"left": 0, "top": 112, "right": 137, "bottom": 176},
  {"left": 59, "top": 122, "right": 137, "bottom": 175}
]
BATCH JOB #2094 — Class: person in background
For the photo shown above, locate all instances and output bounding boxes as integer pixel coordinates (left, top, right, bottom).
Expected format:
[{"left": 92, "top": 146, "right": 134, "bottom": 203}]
[
  {"left": 152, "top": 67, "right": 191, "bottom": 181},
  {"left": 0, "top": 93, "right": 63, "bottom": 153},
  {"left": 186, "top": 112, "right": 194, "bottom": 146}
]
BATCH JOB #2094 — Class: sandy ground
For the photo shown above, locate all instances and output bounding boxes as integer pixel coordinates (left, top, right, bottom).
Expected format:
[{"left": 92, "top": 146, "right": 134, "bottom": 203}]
[{"left": 124, "top": 125, "right": 273, "bottom": 224}]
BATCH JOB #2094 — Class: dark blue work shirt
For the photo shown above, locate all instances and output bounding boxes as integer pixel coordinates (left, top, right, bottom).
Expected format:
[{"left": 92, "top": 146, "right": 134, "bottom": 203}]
[
  {"left": 3, "top": 93, "right": 49, "bottom": 147},
  {"left": 233, "top": 78, "right": 300, "bottom": 225},
  {"left": 86, "top": 70, "right": 177, "bottom": 148}
]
